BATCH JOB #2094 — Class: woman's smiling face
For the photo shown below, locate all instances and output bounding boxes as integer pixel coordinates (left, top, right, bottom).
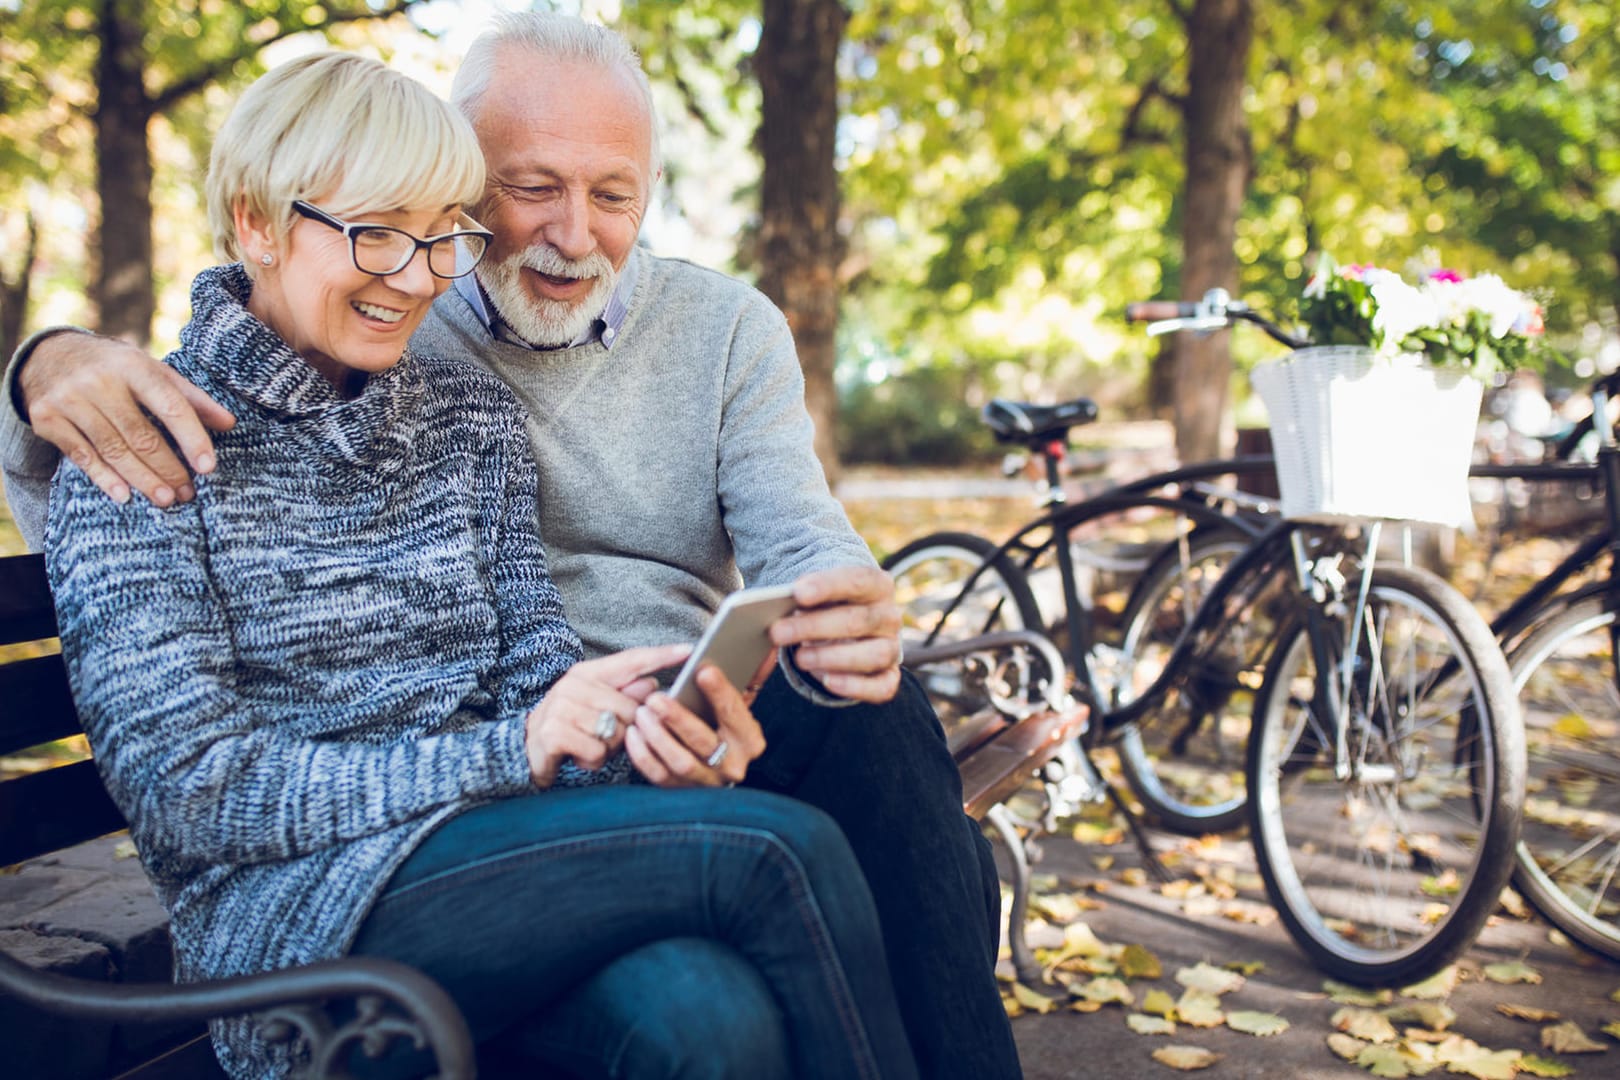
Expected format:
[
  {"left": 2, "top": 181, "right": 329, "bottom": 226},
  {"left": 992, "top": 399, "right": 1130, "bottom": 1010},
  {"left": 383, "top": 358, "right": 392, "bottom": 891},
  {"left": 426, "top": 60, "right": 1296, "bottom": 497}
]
[{"left": 242, "top": 203, "right": 461, "bottom": 392}]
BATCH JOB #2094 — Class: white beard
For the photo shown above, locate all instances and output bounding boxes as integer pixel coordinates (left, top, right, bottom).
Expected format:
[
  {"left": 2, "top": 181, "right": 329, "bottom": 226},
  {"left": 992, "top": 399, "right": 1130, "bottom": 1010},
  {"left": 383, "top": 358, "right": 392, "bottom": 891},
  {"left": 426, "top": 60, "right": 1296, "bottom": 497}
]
[{"left": 478, "top": 244, "right": 619, "bottom": 347}]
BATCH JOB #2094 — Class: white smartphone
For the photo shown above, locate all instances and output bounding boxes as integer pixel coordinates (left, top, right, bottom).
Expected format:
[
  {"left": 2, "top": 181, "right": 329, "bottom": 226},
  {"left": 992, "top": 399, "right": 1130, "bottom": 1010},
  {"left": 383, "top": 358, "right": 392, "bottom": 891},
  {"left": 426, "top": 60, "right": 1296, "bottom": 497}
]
[{"left": 669, "top": 584, "right": 799, "bottom": 724}]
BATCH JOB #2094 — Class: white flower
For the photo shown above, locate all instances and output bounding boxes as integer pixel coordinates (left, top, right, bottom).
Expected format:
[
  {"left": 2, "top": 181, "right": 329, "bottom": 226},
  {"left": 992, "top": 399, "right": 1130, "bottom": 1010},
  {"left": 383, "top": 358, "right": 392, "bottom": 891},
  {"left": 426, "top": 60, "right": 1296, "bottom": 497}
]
[
  {"left": 1367, "top": 274, "right": 1439, "bottom": 355},
  {"left": 1454, "top": 273, "right": 1525, "bottom": 338}
]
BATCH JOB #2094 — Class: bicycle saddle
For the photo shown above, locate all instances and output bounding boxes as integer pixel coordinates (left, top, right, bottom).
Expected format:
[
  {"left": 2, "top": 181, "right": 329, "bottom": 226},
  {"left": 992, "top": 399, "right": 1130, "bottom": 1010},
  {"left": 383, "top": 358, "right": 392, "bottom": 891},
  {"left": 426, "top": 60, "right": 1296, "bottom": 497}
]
[{"left": 981, "top": 397, "right": 1099, "bottom": 445}]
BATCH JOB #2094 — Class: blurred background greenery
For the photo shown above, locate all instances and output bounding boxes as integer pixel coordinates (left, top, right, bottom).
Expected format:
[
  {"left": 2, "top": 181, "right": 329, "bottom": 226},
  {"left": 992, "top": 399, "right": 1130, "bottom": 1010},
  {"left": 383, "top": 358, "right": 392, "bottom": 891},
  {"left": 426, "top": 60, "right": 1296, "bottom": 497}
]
[{"left": 2, "top": 0, "right": 1616, "bottom": 473}]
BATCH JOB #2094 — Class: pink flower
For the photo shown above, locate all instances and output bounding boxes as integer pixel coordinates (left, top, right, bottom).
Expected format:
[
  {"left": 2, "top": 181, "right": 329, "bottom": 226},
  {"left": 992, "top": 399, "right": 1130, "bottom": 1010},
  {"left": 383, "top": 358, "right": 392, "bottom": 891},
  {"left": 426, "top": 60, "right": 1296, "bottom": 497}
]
[{"left": 1426, "top": 268, "right": 1464, "bottom": 283}]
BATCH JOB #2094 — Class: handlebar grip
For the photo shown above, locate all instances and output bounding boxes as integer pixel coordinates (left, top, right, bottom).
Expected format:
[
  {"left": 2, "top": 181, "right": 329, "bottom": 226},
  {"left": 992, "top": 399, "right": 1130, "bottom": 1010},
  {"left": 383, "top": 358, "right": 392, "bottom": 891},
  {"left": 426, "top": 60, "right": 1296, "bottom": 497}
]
[{"left": 1125, "top": 300, "right": 1198, "bottom": 322}]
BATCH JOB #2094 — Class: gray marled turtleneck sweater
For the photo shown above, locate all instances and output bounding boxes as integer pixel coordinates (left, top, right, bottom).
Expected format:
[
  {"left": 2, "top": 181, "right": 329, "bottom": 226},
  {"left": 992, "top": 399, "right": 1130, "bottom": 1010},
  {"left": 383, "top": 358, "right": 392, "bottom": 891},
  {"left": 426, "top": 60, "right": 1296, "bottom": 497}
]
[{"left": 44, "top": 264, "right": 594, "bottom": 1077}]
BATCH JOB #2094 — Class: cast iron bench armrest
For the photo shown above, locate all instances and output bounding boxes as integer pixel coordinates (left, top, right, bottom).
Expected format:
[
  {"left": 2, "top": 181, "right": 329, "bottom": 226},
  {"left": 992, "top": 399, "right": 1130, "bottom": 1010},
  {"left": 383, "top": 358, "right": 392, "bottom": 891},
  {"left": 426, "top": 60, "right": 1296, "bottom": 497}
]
[{"left": 0, "top": 950, "right": 474, "bottom": 1079}]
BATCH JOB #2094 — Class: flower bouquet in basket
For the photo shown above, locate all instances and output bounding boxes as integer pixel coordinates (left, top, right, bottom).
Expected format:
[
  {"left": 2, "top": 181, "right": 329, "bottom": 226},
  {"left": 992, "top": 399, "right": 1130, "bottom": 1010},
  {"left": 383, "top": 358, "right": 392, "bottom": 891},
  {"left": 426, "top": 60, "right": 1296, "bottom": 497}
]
[{"left": 1252, "top": 255, "right": 1546, "bottom": 528}]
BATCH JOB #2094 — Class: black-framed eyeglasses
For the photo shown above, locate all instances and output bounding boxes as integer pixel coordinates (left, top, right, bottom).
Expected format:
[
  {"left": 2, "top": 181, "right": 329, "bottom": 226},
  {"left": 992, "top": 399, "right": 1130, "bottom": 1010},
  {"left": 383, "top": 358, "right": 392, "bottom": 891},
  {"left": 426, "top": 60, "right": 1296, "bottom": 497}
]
[{"left": 291, "top": 200, "right": 493, "bottom": 279}]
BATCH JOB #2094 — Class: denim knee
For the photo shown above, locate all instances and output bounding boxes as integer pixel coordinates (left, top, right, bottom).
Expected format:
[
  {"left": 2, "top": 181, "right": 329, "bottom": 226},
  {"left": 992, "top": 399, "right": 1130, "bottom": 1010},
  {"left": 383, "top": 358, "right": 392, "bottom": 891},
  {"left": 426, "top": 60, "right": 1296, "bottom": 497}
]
[{"left": 611, "top": 978, "right": 790, "bottom": 1080}]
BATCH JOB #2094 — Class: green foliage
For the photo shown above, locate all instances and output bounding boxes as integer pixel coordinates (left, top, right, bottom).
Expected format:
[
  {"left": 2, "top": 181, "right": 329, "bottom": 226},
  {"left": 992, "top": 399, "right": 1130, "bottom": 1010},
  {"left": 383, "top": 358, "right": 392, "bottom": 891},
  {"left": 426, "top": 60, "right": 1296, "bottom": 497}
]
[{"left": 840, "top": 364, "right": 997, "bottom": 466}]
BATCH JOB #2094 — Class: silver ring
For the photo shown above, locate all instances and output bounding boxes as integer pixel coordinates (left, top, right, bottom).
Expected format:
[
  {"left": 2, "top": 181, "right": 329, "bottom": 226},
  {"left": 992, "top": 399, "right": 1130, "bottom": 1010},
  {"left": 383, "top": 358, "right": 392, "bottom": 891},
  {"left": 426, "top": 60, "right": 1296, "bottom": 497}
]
[
  {"left": 705, "top": 740, "right": 730, "bottom": 769},
  {"left": 593, "top": 710, "right": 618, "bottom": 741}
]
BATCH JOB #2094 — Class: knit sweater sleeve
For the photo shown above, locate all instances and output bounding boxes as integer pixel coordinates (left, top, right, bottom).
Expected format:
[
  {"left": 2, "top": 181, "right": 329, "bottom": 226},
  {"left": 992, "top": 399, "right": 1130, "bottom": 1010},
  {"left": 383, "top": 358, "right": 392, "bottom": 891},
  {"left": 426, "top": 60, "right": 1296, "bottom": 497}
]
[
  {"left": 482, "top": 408, "right": 584, "bottom": 715},
  {"left": 45, "top": 467, "right": 538, "bottom": 871}
]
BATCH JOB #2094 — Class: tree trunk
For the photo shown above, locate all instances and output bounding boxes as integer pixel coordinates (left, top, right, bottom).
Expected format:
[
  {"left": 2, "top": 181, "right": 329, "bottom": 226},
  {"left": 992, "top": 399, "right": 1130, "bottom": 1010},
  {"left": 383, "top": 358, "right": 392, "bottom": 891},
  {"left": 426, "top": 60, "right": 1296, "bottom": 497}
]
[
  {"left": 1173, "top": 0, "right": 1253, "bottom": 463},
  {"left": 755, "top": 0, "right": 848, "bottom": 484},
  {"left": 93, "top": 0, "right": 156, "bottom": 345},
  {"left": 0, "top": 212, "right": 40, "bottom": 364}
]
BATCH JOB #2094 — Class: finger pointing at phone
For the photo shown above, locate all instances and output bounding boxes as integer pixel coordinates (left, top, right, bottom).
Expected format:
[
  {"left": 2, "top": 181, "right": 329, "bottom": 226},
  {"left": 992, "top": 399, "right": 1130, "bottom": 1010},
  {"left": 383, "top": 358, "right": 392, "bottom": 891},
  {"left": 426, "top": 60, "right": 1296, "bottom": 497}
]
[{"left": 524, "top": 644, "right": 692, "bottom": 789}]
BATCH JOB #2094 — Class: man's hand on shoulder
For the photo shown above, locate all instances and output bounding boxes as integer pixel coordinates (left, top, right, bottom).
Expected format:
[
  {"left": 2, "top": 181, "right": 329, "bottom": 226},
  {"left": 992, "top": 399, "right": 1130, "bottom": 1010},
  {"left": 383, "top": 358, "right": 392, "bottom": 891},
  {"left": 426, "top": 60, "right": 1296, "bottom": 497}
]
[
  {"left": 771, "top": 565, "right": 903, "bottom": 704},
  {"left": 20, "top": 331, "right": 235, "bottom": 506}
]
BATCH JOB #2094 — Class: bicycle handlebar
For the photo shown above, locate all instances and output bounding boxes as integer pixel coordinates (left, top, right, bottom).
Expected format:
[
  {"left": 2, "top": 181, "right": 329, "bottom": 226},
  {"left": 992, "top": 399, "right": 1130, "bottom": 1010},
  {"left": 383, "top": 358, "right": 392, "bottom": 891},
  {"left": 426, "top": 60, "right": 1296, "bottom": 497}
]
[{"left": 1126, "top": 288, "right": 1309, "bottom": 350}]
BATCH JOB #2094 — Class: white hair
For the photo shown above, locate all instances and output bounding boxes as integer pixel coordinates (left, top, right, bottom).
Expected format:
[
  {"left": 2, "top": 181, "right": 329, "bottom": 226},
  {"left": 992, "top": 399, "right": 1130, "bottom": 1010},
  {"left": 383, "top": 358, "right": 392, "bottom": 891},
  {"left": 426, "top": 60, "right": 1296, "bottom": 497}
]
[
  {"left": 206, "top": 52, "right": 485, "bottom": 263},
  {"left": 452, "top": 10, "right": 662, "bottom": 176}
]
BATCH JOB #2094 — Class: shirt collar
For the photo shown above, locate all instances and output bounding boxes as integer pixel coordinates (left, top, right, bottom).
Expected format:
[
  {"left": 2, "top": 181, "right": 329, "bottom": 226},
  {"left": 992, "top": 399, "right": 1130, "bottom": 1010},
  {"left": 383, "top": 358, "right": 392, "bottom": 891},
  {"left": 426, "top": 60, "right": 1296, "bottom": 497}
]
[{"left": 456, "top": 249, "right": 638, "bottom": 352}]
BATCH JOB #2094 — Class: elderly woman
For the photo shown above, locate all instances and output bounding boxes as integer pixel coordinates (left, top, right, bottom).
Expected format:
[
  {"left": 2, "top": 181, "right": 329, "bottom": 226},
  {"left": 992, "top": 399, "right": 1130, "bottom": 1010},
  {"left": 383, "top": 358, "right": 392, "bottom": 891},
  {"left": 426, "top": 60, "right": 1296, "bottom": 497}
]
[{"left": 44, "top": 52, "right": 917, "bottom": 1080}]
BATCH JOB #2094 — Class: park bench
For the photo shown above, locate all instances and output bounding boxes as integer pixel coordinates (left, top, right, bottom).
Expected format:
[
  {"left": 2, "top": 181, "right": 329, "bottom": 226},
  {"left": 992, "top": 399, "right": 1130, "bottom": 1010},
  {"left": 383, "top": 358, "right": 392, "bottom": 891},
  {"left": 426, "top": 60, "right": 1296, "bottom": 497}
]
[
  {"left": 0, "top": 552, "right": 474, "bottom": 1079},
  {"left": 0, "top": 548, "right": 1084, "bottom": 1077}
]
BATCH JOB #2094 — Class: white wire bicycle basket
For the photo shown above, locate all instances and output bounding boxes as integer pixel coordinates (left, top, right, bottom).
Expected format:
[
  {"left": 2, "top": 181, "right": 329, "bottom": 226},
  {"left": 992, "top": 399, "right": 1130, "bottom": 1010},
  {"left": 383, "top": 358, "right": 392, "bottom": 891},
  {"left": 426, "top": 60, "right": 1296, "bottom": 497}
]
[{"left": 1250, "top": 345, "right": 1482, "bottom": 528}]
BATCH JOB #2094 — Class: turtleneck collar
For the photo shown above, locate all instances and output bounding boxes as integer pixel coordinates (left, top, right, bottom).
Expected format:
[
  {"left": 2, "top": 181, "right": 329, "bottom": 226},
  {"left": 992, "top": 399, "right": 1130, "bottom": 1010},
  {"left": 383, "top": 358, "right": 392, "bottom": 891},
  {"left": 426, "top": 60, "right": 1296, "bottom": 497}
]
[{"left": 177, "top": 264, "right": 426, "bottom": 473}]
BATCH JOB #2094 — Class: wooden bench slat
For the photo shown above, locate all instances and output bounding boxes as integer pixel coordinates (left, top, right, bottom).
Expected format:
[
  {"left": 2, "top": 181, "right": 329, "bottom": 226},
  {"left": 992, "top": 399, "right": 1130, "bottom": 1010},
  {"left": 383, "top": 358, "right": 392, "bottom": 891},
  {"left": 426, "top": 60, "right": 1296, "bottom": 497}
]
[
  {"left": 0, "top": 758, "right": 126, "bottom": 866},
  {"left": 0, "top": 552, "right": 56, "bottom": 646},
  {"left": 0, "top": 652, "right": 82, "bottom": 755},
  {"left": 959, "top": 707, "right": 1088, "bottom": 820}
]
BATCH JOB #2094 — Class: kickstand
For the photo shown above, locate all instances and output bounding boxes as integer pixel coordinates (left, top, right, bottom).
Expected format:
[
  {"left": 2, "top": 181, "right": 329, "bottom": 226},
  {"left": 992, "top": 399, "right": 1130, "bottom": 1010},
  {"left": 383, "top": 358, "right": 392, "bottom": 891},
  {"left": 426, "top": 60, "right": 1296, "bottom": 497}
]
[{"left": 1105, "top": 782, "right": 1175, "bottom": 885}]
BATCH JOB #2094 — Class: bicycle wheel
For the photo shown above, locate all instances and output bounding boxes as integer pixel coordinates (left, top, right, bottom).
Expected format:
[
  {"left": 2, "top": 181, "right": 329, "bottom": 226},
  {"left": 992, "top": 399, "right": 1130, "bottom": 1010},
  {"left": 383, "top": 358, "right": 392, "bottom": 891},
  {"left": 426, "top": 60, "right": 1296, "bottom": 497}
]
[
  {"left": 883, "top": 533, "right": 1045, "bottom": 721},
  {"left": 1507, "top": 592, "right": 1620, "bottom": 960},
  {"left": 1248, "top": 563, "right": 1523, "bottom": 984},
  {"left": 1115, "top": 527, "right": 1256, "bottom": 834}
]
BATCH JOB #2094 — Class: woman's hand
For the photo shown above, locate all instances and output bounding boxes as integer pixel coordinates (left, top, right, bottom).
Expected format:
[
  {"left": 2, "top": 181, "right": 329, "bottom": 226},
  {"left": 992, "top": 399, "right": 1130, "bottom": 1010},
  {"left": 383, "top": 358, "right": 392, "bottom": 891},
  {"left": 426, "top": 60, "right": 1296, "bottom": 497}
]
[
  {"left": 524, "top": 644, "right": 691, "bottom": 788},
  {"left": 627, "top": 661, "right": 768, "bottom": 788}
]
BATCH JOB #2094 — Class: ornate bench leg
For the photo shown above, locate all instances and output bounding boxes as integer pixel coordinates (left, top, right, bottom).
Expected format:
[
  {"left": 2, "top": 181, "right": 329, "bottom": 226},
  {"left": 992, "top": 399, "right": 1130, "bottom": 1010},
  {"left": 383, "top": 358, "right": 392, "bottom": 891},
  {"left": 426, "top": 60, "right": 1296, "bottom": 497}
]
[{"left": 984, "top": 803, "right": 1042, "bottom": 985}]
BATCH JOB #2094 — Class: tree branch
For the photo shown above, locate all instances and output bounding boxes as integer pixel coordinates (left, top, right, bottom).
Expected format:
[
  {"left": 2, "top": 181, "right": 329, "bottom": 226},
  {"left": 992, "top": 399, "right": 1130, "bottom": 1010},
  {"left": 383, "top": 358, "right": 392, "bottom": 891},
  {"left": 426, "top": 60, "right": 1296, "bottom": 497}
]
[
  {"left": 151, "top": 1, "right": 426, "bottom": 112},
  {"left": 1122, "top": 75, "right": 1182, "bottom": 145}
]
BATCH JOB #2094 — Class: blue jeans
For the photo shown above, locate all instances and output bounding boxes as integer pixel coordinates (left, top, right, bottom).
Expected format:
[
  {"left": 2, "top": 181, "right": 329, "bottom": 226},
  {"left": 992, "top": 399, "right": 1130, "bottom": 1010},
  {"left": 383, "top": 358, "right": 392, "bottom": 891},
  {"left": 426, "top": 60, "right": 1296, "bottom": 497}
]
[
  {"left": 745, "top": 670, "right": 1022, "bottom": 1080},
  {"left": 350, "top": 786, "right": 918, "bottom": 1079}
]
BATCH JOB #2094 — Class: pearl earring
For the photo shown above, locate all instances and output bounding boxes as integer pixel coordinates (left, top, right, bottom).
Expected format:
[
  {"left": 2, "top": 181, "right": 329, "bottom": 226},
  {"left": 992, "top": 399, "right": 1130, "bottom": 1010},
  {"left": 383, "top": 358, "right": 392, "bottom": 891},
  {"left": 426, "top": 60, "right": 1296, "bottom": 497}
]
[{"left": 260, "top": 253, "right": 274, "bottom": 267}]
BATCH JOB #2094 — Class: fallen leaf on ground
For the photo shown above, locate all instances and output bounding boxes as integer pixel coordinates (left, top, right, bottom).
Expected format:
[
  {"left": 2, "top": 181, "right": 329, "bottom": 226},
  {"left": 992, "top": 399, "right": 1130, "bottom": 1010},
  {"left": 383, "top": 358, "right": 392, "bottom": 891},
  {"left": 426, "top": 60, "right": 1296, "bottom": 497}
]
[
  {"left": 1175, "top": 988, "right": 1225, "bottom": 1028},
  {"left": 112, "top": 839, "right": 138, "bottom": 859},
  {"left": 1497, "top": 888, "right": 1530, "bottom": 919},
  {"left": 1518, "top": 1056, "right": 1575, "bottom": 1077},
  {"left": 1072, "top": 821, "right": 1125, "bottom": 846},
  {"left": 1159, "top": 879, "right": 1196, "bottom": 899},
  {"left": 1220, "top": 901, "right": 1279, "bottom": 926},
  {"left": 1151, "top": 1045, "right": 1220, "bottom": 1070},
  {"left": 1141, "top": 988, "right": 1177, "bottom": 1018},
  {"left": 1075, "top": 976, "right": 1134, "bottom": 1007},
  {"left": 1010, "top": 982, "right": 1057, "bottom": 1014},
  {"left": 1325, "top": 980, "right": 1394, "bottom": 1006},
  {"left": 1400, "top": 966, "right": 1461, "bottom": 999},
  {"left": 1175, "top": 962, "right": 1245, "bottom": 995},
  {"left": 1332, "top": 1007, "right": 1399, "bottom": 1044},
  {"left": 1029, "top": 892, "right": 1085, "bottom": 924},
  {"left": 1225, "top": 1010, "right": 1289, "bottom": 1037},
  {"left": 1117, "top": 867, "right": 1149, "bottom": 887},
  {"left": 1182, "top": 894, "right": 1221, "bottom": 918},
  {"left": 1067, "top": 999, "right": 1103, "bottom": 1013},
  {"left": 1497, "top": 1003, "right": 1560, "bottom": 1023},
  {"left": 1435, "top": 1035, "right": 1522, "bottom": 1080},
  {"left": 1119, "top": 943, "right": 1163, "bottom": 980},
  {"left": 1223, "top": 959, "right": 1265, "bottom": 976},
  {"left": 1382, "top": 1001, "right": 1456, "bottom": 1031},
  {"left": 1540, "top": 1020, "right": 1607, "bottom": 1053},
  {"left": 1327, "top": 1032, "right": 1369, "bottom": 1061},
  {"left": 1603, "top": 1020, "right": 1620, "bottom": 1040},
  {"left": 1356, "top": 1043, "right": 1416, "bottom": 1078},
  {"left": 1483, "top": 960, "right": 1542, "bottom": 985},
  {"left": 1127, "top": 1012, "right": 1177, "bottom": 1036}
]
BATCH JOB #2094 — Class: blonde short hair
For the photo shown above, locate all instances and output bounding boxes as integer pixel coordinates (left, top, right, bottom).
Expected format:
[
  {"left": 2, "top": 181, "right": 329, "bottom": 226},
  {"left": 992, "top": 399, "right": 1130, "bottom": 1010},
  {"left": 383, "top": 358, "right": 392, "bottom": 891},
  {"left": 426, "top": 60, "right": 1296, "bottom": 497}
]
[{"left": 206, "top": 52, "right": 485, "bottom": 263}]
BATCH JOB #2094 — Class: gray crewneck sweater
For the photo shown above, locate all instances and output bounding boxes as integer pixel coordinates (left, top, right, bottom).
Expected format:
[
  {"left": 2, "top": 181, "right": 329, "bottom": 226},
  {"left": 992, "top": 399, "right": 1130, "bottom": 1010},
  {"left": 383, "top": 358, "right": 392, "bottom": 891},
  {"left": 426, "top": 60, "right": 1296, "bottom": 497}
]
[
  {"left": 411, "top": 249, "right": 876, "bottom": 660},
  {"left": 44, "top": 264, "right": 589, "bottom": 1076}
]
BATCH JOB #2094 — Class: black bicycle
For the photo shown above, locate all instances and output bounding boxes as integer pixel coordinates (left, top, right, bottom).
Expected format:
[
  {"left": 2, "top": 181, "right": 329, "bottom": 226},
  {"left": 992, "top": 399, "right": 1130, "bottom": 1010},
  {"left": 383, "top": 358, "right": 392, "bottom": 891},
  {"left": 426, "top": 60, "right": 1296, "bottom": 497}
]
[{"left": 884, "top": 291, "right": 1524, "bottom": 984}]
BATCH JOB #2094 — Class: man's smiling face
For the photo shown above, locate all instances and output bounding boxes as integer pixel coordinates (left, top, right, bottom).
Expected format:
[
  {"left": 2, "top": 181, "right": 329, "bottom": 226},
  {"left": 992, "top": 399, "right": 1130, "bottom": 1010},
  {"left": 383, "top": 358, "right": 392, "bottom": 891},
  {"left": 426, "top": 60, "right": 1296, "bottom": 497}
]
[{"left": 470, "top": 55, "right": 655, "bottom": 345}]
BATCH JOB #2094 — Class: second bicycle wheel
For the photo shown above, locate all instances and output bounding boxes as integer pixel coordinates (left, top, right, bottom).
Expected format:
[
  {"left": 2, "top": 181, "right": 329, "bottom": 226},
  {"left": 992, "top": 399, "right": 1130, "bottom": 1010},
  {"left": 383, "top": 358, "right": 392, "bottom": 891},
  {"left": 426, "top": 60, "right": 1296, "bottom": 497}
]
[
  {"left": 883, "top": 532, "right": 1045, "bottom": 723},
  {"left": 1114, "top": 527, "right": 1259, "bottom": 834},
  {"left": 1248, "top": 564, "right": 1523, "bottom": 985},
  {"left": 1507, "top": 592, "right": 1620, "bottom": 961}
]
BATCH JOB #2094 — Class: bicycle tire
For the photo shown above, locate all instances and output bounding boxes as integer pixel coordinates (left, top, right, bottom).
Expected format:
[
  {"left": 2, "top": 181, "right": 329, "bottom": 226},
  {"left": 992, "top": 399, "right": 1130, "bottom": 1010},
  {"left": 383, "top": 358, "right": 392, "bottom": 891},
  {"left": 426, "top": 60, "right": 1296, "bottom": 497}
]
[
  {"left": 1114, "top": 527, "right": 1256, "bottom": 834},
  {"left": 1247, "top": 563, "right": 1524, "bottom": 985},
  {"left": 883, "top": 532, "right": 1043, "bottom": 645},
  {"left": 1506, "top": 591, "right": 1620, "bottom": 961}
]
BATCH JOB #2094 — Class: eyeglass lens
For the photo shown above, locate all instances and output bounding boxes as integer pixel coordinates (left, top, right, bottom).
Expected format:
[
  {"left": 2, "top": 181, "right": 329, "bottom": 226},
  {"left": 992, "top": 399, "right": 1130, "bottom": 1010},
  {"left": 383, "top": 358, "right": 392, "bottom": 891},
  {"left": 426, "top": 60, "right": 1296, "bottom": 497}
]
[{"left": 350, "top": 226, "right": 488, "bottom": 278}]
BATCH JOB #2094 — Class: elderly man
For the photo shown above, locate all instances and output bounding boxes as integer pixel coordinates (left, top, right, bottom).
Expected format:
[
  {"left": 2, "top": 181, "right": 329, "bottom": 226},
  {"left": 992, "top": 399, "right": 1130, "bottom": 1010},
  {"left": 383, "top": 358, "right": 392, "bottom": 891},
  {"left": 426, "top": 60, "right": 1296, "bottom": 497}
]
[{"left": 3, "top": 12, "right": 1021, "bottom": 1078}]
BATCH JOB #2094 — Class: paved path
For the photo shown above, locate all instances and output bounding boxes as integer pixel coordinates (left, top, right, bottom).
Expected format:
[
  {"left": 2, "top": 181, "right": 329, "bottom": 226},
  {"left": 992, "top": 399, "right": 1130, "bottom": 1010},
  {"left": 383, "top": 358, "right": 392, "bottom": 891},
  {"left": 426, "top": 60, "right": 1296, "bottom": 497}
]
[{"left": 1002, "top": 820, "right": 1620, "bottom": 1079}]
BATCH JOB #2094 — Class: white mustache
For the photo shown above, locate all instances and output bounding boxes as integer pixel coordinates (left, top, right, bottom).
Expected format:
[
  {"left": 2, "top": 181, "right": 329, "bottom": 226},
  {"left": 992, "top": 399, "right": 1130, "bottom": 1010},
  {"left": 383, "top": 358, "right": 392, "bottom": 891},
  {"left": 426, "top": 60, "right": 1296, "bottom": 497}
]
[{"left": 519, "top": 245, "right": 613, "bottom": 281}]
